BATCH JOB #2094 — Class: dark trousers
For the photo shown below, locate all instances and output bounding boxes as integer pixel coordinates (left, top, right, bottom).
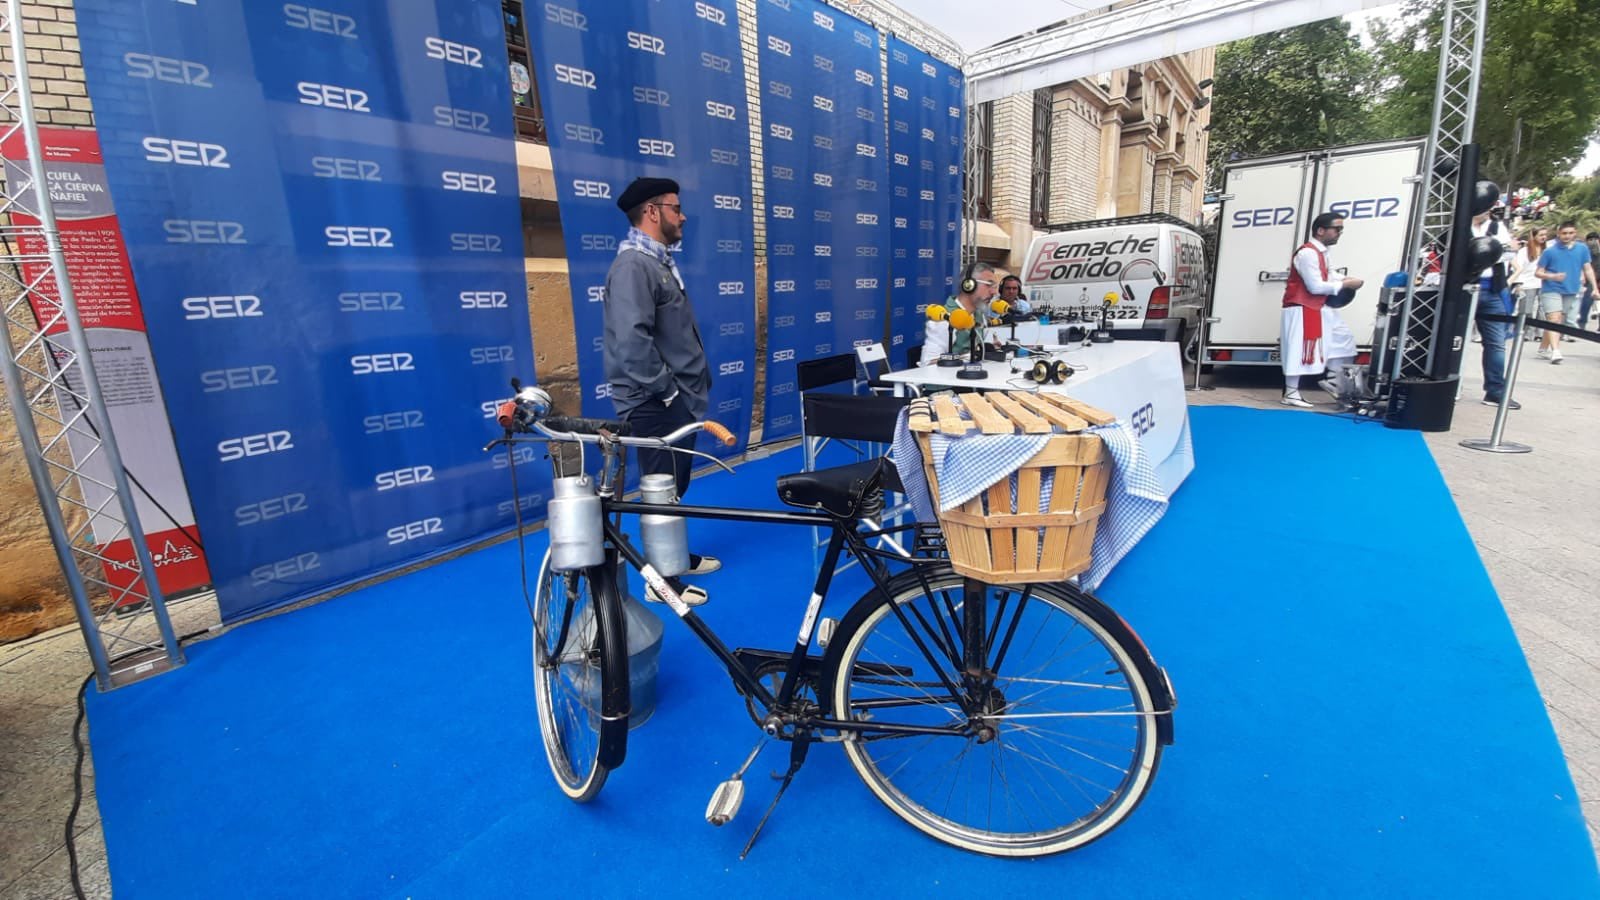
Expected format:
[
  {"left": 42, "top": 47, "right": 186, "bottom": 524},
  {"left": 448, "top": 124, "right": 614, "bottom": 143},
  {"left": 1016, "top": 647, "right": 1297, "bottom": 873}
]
[{"left": 623, "top": 395, "right": 696, "bottom": 499}]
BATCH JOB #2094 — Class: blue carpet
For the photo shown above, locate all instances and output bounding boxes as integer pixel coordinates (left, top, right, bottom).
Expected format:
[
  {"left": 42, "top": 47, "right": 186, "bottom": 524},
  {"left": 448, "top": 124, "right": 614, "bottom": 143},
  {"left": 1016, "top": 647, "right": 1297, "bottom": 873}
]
[{"left": 86, "top": 407, "right": 1600, "bottom": 898}]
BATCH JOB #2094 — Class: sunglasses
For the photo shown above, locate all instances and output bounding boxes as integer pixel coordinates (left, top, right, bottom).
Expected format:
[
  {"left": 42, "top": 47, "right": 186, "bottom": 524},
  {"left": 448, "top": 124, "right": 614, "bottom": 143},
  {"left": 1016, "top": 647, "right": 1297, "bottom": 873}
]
[
  {"left": 651, "top": 202, "right": 683, "bottom": 215},
  {"left": 1325, "top": 225, "right": 1345, "bottom": 232}
]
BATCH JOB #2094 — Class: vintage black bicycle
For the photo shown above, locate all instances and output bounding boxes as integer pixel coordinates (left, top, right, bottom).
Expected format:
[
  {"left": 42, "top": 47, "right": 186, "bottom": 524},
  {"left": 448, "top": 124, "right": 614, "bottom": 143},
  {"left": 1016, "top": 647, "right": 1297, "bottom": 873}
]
[{"left": 488, "top": 384, "right": 1175, "bottom": 858}]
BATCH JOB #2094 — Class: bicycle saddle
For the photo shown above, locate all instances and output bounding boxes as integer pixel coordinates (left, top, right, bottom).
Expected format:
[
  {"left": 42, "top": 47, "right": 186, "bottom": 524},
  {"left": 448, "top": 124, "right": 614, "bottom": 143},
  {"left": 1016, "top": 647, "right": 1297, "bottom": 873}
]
[{"left": 777, "top": 458, "right": 892, "bottom": 518}]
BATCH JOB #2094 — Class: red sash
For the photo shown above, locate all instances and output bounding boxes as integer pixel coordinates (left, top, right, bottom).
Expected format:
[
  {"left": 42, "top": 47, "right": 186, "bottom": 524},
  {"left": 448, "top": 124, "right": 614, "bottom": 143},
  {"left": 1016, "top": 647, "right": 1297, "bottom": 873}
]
[{"left": 1282, "top": 242, "right": 1328, "bottom": 364}]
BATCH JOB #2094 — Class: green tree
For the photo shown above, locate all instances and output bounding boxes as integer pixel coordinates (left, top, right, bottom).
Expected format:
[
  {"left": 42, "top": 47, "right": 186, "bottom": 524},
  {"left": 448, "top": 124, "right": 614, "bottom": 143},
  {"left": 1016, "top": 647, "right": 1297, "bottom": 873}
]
[
  {"left": 1204, "top": 20, "right": 1385, "bottom": 187},
  {"left": 1370, "top": 0, "right": 1600, "bottom": 191}
]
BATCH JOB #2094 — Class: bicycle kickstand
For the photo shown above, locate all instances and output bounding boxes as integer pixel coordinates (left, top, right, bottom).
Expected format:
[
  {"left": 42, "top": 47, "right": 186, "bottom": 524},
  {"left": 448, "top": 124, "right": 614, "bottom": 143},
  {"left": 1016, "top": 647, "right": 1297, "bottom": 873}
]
[{"left": 738, "top": 732, "right": 811, "bottom": 860}]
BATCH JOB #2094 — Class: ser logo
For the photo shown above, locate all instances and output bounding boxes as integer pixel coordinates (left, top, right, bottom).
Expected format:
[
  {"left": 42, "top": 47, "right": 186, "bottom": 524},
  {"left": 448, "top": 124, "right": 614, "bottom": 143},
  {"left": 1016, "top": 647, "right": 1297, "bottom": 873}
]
[
  {"left": 773, "top": 315, "right": 795, "bottom": 327},
  {"left": 313, "top": 156, "right": 381, "bottom": 181},
  {"left": 626, "top": 31, "right": 666, "bottom": 55},
  {"left": 142, "top": 137, "right": 228, "bottom": 168},
  {"left": 499, "top": 495, "right": 541, "bottom": 517},
  {"left": 297, "top": 81, "right": 370, "bottom": 112},
  {"left": 767, "top": 35, "right": 792, "bottom": 56},
  {"left": 892, "top": 49, "right": 908, "bottom": 63},
  {"left": 770, "top": 414, "right": 794, "bottom": 428},
  {"left": 772, "top": 205, "right": 795, "bottom": 219},
  {"left": 579, "top": 233, "right": 616, "bottom": 251},
  {"left": 892, "top": 334, "right": 904, "bottom": 346},
  {"left": 854, "top": 30, "right": 872, "bottom": 47},
  {"left": 218, "top": 430, "right": 293, "bottom": 462},
  {"left": 201, "top": 365, "right": 276, "bottom": 393},
  {"left": 716, "top": 239, "right": 742, "bottom": 253},
  {"left": 164, "top": 219, "right": 245, "bottom": 244},
  {"left": 713, "top": 194, "right": 742, "bottom": 210},
  {"left": 771, "top": 165, "right": 794, "bottom": 181},
  {"left": 183, "top": 294, "right": 261, "bottom": 320},
  {"left": 921, "top": 62, "right": 936, "bottom": 76},
  {"left": 717, "top": 281, "right": 745, "bottom": 295},
  {"left": 563, "top": 123, "right": 604, "bottom": 145},
  {"left": 338, "top": 291, "right": 404, "bottom": 312},
  {"left": 920, "top": 189, "right": 935, "bottom": 201},
  {"left": 772, "top": 243, "right": 794, "bottom": 256},
  {"left": 769, "top": 123, "right": 793, "bottom": 141},
  {"left": 922, "top": 127, "right": 935, "bottom": 141},
  {"left": 814, "top": 279, "right": 831, "bottom": 290},
  {"left": 854, "top": 69, "right": 874, "bottom": 85},
  {"left": 251, "top": 552, "right": 320, "bottom": 587},
  {"left": 813, "top": 54, "right": 833, "bottom": 72},
  {"left": 124, "top": 53, "right": 211, "bottom": 87},
  {"left": 856, "top": 179, "right": 877, "bottom": 192},
  {"left": 375, "top": 465, "right": 434, "bottom": 491},
  {"left": 1130, "top": 403, "right": 1156, "bottom": 436},
  {"left": 434, "top": 105, "right": 491, "bottom": 133},
  {"left": 695, "top": 1, "right": 727, "bottom": 25},
  {"left": 326, "top": 226, "right": 394, "bottom": 248},
  {"left": 854, "top": 307, "right": 876, "bottom": 318},
  {"left": 701, "top": 52, "right": 732, "bottom": 73},
  {"left": 771, "top": 381, "right": 796, "bottom": 395},
  {"left": 771, "top": 348, "right": 796, "bottom": 362},
  {"left": 235, "top": 492, "right": 308, "bottom": 527},
  {"left": 718, "top": 321, "right": 745, "bottom": 336},
  {"left": 856, "top": 143, "right": 877, "bottom": 158},
  {"left": 815, "top": 311, "right": 832, "bottom": 323},
  {"left": 922, "top": 96, "right": 935, "bottom": 110},
  {"left": 718, "top": 360, "right": 746, "bottom": 375},
  {"left": 856, "top": 107, "right": 875, "bottom": 122},
  {"left": 633, "top": 86, "right": 670, "bottom": 106},
  {"left": 544, "top": 2, "right": 587, "bottom": 30},
  {"left": 813, "top": 95, "right": 833, "bottom": 112},
  {"left": 857, "top": 213, "right": 879, "bottom": 225},
  {"left": 706, "top": 100, "right": 737, "bottom": 120},
  {"left": 442, "top": 171, "right": 496, "bottom": 193},
  {"left": 594, "top": 382, "right": 613, "bottom": 400},
  {"left": 813, "top": 135, "right": 833, "bottom": 150},
  {"left": 351, "top": 353, "right": 415, "bottom": 374},
  {"left": 768, "top": 80, "right": 792, "bottom": 99},
  {"left": 492, "top": 445, "right": 537, "bottom": 470},
  {"left": 773, "top": 280, "right": 795, "bottom": 292},
  {"left": 470, "top": 345, "right": 515, "bottom": 364},
  {"left": 451, "top": 233, "right": 502, "bottom": 253},
  {"left": 387, "top": 517, "right": 443, "bottom": 545},
  {"left": 856, "top": 246, "right": 878, "bottom": 258},
  {"left": 554, "top": 64, "right": 597, "bottom": 89},
  {"left": 573, "top": 179, "right": 611, "bottom": 199},
  {"left": 364, "top": 410, "right": 425, "bottom": 433},
  {"left": 424, "top": 37, "right": 482, "bottom": 67},
  {"left": 710, "top": 148, "right": 741, "bottom": 166},
  {"left": 717, "top": 399, "right": 742, "bottom": 414},
  {"left": 284, "top": 5, "right": 357, "bottom": 36},
  {"left": 813, "top": 173, "right": 833, "bottom": 187},
  {"left": 813, "top": 9, "right": 834, "bottom": 29},
  {"left": 893, "top": 86, "right": 909, "bottom": 100},
  {"left": 637, "top": 138, "right": 676, "bottom": 158},
  {"left": 459, "top": 290, "right": 508, "bottom": 309},
  {"left": 813, "top": 244, "right": 832, "bottom": 257},
  {"left": 893, "top": 152, "right": 909, "bottom": 166}
]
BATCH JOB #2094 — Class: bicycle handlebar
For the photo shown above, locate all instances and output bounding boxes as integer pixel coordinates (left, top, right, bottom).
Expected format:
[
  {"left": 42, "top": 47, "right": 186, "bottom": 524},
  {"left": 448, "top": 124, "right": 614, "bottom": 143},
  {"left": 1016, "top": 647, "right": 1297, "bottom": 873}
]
[{"left": 493, "top": 381, "right": 735, "bottom": 451}]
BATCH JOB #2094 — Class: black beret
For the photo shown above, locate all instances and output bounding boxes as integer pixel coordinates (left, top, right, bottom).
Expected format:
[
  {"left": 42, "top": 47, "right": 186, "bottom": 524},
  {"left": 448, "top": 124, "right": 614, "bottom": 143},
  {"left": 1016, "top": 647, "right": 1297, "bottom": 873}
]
[{"left": 616, "top": 176, "right": 680, "bottom": 212}]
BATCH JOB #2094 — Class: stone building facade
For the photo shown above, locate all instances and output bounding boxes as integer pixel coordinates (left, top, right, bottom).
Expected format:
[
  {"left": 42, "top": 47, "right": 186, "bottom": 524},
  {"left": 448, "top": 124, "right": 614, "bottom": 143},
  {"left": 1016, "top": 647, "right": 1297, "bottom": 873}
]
[{"left": 976, "top": 48, "right": 1215, "bottom": 272}]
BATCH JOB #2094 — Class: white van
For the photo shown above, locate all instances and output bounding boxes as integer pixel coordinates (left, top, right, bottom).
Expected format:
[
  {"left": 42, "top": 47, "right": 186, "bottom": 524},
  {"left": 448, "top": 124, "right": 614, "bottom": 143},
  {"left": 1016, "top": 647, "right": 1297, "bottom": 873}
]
[{"left": 1018, "top": 214, "right": 1207, "bottom": 345}]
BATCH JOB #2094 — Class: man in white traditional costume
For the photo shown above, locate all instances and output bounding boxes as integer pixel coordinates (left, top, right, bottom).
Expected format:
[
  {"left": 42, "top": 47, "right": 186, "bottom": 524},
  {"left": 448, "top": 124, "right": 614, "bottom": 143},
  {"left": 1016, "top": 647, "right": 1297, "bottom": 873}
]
[{"left": 1280, "top": 212, "right": 1364, "bottom": 408}]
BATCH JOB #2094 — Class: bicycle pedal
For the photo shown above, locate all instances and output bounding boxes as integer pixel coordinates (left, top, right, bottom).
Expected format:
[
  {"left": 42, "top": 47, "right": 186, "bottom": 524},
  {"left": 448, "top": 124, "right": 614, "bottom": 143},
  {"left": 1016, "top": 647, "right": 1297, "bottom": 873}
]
[
  {"left": 705, "top": 778, "right": 745, "bottom": 826},
  {"left": 816, "top": 617, "right": 837, "bottom": 649},
  {"left": 645, "top": 583, "right": 709, "bottom": 608}
]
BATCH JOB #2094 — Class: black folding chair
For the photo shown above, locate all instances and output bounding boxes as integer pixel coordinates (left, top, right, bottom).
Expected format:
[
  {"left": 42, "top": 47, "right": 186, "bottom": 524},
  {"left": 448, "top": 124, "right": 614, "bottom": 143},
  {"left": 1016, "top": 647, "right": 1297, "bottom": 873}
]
[{"left": 800, "top": 391, "right": 914, "bottom": 567}]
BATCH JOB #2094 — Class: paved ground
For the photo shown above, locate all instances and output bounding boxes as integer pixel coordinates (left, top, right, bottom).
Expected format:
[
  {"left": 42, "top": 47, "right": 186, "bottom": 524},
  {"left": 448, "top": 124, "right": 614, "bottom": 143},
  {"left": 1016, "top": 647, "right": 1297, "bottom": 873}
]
[{"left": 2, "top": 331, "right": 1596, "bottom": 897}]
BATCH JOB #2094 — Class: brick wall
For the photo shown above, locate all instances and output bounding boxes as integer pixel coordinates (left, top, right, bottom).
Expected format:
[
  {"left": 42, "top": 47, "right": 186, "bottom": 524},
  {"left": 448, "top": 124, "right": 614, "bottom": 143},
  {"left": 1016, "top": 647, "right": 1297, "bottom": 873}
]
[
  {"left": 1050, "top": 88, "right": 1102, "bottom": 225},
  {"left": 988, "top": 93, "right": 1033, "bottom": 229},
  {"left": 0, "top": 1, "right": 91, "bottom": 129}
]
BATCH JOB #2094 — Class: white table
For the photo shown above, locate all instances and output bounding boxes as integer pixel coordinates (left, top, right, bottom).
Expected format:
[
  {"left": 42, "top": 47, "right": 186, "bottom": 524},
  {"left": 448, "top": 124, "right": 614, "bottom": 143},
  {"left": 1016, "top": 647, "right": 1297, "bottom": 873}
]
[{"left": 881, "top": 340, "right": 1194, "bottom": 498}]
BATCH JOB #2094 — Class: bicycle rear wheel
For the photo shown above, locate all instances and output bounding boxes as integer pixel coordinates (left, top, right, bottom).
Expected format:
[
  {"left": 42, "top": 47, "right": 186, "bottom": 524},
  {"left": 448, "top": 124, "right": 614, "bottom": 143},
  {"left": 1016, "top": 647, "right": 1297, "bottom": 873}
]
[
  {"left": 532, "top": 552, "right": 629, "bottom": 802},
  {"left": 826, "top": 568, "right": 1165, "bottom": 856}
]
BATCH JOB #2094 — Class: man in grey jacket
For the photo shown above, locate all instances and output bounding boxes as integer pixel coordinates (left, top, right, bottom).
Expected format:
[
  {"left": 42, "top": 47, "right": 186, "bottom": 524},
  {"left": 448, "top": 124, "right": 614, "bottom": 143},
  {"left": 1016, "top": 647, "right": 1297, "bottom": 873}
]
[{"left": 603, "top": 176, "right": 719, "bottom": 578}]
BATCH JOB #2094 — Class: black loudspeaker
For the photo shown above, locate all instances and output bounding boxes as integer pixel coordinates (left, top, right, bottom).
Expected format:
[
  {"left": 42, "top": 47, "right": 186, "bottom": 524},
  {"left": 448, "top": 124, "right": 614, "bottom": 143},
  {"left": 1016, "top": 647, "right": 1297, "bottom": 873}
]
[{"left": 1385, "top": 377, "right": 1457, "bottom": 432}]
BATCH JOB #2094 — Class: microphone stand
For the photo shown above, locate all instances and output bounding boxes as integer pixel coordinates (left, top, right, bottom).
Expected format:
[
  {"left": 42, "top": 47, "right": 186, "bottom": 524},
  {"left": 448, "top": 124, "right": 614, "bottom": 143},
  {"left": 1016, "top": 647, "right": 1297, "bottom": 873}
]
[
  {"left": 957, "top": 320, "right": 988, "bottom": 380},
  {"left": 1090, "top": 302, "right": 1116, "bottom": 343},
  {"left": 936, "top": 317, "right": 963, "bottom": 367}
]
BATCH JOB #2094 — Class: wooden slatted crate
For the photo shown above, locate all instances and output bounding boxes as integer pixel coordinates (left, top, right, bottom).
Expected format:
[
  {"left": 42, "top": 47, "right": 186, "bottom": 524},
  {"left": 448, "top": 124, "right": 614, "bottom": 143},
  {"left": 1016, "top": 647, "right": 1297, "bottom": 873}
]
[{"left": 906, "top": 391, "right": 1114, "bottom": 583}]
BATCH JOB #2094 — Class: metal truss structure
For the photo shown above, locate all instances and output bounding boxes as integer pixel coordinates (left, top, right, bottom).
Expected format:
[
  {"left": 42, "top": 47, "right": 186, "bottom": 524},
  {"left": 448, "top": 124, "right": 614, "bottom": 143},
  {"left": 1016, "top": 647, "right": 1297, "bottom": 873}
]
[
  {"left": 1390, "top": 0, "right": 1488, "bottom": 382},
  {"left": 0, "top": 0, "right": 182, "bottom": 690}
]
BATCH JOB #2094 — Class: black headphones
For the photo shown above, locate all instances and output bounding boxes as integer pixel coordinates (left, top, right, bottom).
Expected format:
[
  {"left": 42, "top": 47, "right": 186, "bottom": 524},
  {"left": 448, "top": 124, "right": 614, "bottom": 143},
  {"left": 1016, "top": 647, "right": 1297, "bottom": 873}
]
[
  {"left": 959, "top": 261, "right": 981, "bottom": 295},
  {"left": 1028, "top": 358, "right": 1074, "bottom": 385}
]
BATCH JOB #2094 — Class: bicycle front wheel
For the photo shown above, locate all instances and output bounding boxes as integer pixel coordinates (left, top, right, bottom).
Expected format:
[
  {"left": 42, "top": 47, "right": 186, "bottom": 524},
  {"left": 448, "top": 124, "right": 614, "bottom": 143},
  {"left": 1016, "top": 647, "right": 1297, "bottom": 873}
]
[
  {"left": 532, "top": 552, "right": 629, "bottom": 802},
  {"left": 827, "top": 568, "right": 1165, "bottom": 856}
]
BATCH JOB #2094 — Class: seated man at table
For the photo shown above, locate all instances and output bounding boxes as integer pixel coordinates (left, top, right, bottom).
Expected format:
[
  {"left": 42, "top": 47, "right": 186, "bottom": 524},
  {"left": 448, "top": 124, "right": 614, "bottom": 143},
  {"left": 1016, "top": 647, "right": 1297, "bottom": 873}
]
[{"left": 924, "top": 261, "right": 999, "bottom": 359}]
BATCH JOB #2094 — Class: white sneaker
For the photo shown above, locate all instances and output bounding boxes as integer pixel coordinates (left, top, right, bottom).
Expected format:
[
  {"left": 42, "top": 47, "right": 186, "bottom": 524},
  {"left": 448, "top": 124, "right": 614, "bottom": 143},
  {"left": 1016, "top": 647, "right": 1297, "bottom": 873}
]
[
  {"left": 1280, "top": 392, "right": 1313, "bottom": 409},
  {"left": 1316, "top": 378, "right": 1340, "bottom": 398},
  {"left": 1536, "top": 347, "right": 1553, "bottom": 360},
  {"left": 1551, "top": 348, "right": 1564, "bottom": 364}
]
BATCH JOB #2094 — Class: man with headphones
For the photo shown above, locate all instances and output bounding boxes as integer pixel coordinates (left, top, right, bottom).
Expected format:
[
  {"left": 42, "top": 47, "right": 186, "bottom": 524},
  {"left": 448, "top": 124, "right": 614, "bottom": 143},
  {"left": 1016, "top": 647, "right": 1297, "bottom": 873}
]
[
  {"left": 924, "top": 260, "right": 999, "bottom": 358},
  {"left": 996, "top": 274, "right": 1033, "bottom": 315}
]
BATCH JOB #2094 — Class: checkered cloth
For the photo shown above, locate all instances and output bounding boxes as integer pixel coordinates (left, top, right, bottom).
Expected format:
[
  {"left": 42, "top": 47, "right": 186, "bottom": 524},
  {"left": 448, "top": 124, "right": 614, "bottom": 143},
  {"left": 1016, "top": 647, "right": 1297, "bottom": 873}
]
[{"left": 891, "top": 404, "right": 1169, "bottom": 590}]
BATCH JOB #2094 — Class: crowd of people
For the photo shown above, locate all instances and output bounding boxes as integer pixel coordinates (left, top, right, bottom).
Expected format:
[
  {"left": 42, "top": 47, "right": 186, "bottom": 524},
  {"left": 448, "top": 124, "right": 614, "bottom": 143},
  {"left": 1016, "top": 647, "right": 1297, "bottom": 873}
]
[{"left": 1472, "top": 211, "right": 1599, "bottom": 387}]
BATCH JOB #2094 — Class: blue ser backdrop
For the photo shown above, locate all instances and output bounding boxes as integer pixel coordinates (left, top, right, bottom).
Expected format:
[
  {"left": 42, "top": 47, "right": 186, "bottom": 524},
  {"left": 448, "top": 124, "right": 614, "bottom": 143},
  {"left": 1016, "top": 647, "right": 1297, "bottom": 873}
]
[
  {"left": 526, "top": 0, "right": 757, "bottom": 454},
  {"left": 76, "top": 0, "right": 540, "bottom": 622},
  {"left": 758, "top": 0, "right": 890, "bottom": 441},
  {"left": 887, "top": 37, "right": 964, "bottom": 363}
]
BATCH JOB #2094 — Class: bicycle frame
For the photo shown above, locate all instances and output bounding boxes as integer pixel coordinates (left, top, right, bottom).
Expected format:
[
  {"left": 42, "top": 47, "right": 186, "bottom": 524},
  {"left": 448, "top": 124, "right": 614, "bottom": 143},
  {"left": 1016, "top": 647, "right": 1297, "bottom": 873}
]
[{"left": 598, "top": 499, "right": 974, "bottom": 741}]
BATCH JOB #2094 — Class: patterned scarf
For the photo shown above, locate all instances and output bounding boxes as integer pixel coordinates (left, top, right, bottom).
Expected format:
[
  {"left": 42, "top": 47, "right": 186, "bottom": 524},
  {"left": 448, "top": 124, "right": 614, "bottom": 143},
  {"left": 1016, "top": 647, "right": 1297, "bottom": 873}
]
[{"left": 618, "top": 227, "right": 685, "bottom": 291}]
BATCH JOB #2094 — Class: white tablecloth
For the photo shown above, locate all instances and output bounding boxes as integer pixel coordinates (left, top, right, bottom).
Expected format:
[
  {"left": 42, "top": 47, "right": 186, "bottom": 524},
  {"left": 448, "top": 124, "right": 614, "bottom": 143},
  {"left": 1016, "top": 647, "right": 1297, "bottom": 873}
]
[{"left": 881, "top": 340, "right": 1194, "bottom": 498}]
